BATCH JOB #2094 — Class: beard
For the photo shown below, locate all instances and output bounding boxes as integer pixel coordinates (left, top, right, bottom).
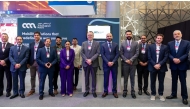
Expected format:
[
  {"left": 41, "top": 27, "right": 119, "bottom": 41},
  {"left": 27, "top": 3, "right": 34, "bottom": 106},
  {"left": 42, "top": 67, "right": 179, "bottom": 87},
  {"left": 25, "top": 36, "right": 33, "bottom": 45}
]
[{"left": 126, "top": 36, "right": 132, "bottom": 40}]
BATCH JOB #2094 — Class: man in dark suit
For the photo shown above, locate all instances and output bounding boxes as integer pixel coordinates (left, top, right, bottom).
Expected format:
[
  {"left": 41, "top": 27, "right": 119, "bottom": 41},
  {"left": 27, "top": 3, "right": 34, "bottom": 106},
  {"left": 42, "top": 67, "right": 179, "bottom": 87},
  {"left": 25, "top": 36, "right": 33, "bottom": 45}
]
[
  {"left": 36, "top": 38, "right": 57, "bottom": 100},
  {"left": 27, "top": 31, "right": 44, "bottom": 97},
  {"left": 166, "top": 30, "right": 189, "bottom": 105},
  {"left": 148, "top": 34, "right": 168, "bottom": 101},
  {"left": 81, "top": 31, "right": 100, "bottom": 98},
  {"left": 120, "top": 30, "right": 139, "bottom": 99},
  {"left": 52, "top": 36, "right": 63, "bottom": 95},
  {"left": 0, "top": 33, "right": 14, "bottom": 97},
  {"left": 101, "top": 33, "right": 119, "bottom": 98},
  {"left": 9, "top": 36, "right": 29, "bottom": 99},
  {"left": 137, "top": 35, "right": 150, "bottom": 96}
]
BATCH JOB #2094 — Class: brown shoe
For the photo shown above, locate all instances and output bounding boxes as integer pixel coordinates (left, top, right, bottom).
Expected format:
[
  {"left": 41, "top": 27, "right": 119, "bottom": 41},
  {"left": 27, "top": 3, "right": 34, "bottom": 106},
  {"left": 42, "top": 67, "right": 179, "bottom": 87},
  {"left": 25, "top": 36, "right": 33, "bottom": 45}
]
[
  {"left": 113, "top": 93, "right": 118, "bottom": 98},
  {"left": 54, "top": 90, "right": 58, "bottom": 95},
  {"left": 26, "top": 90, "right": 35, "bottom": 97},
  {"left": 102, "top": 92, "right": 108, "bottom": 98}
]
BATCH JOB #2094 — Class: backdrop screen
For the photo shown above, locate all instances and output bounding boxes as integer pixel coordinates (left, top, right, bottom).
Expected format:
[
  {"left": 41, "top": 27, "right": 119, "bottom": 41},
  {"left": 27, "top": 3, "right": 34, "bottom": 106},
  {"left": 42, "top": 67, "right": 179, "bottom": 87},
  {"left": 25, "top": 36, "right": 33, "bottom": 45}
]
[{"left": 87, "top": 25, "right": 110, "bottom": 39}]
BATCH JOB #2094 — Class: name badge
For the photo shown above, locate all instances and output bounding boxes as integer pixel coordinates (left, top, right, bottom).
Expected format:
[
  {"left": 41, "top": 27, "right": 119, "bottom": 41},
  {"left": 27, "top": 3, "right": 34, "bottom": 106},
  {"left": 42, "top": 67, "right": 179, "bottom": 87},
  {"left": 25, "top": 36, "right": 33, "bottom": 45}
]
[
  {"left": 175, "top": 46, "right": 178, "bottom": 50},
  {"left": 156, "top": 50, "right": 159, "bottom": 55},
  {"left": 88, "top": 46, "right": 91, "bottom": 50},
  {"left": 47, "top": 53, "right": 50, "bottom": 58},
  {"left": 2, "top": 48, "right": 5, "bottom": 52},
  {"left": 57, "top": 51, "right": 60, "bottom": 55},
  {"left": 34, "top": 47, "right": 37, "bottom": 52},
  {"left": 141, "top": 49, "right": 145, "bottom": 54},
  {"left": 127, "top": 46, "right": 130, "bottom": 51}
]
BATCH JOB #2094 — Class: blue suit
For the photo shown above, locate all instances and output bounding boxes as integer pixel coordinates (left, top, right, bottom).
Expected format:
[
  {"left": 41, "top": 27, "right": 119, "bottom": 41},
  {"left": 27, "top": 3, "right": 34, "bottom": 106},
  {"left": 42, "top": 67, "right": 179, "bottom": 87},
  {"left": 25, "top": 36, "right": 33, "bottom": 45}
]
[
  {"left": 148, "top": 44, "right": 168, "bottom": 96},
  {"left": 101, "top": 42, "right": 119, "bottom": 93},
  {"left": 9, "top": 45, "right": 29, "bottom": 95},
  {"left": 36, "top": 47, "right": 57, "bottom": 95},
  {"left": 168, "top": 40, "right": 189, "bottom": 99}
]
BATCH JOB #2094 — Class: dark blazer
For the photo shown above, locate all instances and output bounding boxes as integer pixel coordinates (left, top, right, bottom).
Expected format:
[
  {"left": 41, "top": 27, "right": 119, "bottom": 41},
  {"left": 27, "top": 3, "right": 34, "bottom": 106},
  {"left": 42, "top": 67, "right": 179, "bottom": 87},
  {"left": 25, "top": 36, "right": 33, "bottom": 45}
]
[
  {"left": 9, "top": 45, "right": 29, "bottom": 72},
  {"left": 148, "top": 44, "right": 168, "bottom": 72},
  {"left": 101, "top": 42, "right": 119, "bottom": 68},
  {"left": 168, "top": 40, "right": 190, "bottom": 70},
  {"left": 28, "top": 41, "right": 44, "bottom": 66},
  {"left": 0, "top": 42, "right": 14, "bottom": 67},
  {"left": 138, "top": 43, "right": 149, "bottom": 63},
  {"left": 60, "top": 48, "right": 75, "bottom": 69},
  {"left": 36, "top": 47, "right": 57, "bottom": 73}
]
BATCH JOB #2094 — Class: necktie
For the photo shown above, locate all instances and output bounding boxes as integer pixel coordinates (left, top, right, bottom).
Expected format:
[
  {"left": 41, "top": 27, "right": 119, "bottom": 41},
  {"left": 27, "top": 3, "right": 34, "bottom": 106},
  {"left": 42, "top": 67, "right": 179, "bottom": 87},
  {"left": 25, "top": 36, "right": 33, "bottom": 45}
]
[
  {"left": 89, "top": 41, "right": 91, "bottom": 46},
  {"left": 47, "top": 48, "right": 50, "bottom": 53},
  {"left": 2, "top": 43, "right": 5, "bottom": 49},
  {"left": 109, "top": 42, "right": 112, "bottom": 52},
  {"left": 18, "top": 46, "right": 21, "bottom": 52},
  {"left": 175, "top": 41, "right": 179, "bottom": 53},
  {"left": 128, "top": 40, "right": 131, "bottom": 46},
  {"left": 142, "top": 43, "right": 145, "bottom": 49}
]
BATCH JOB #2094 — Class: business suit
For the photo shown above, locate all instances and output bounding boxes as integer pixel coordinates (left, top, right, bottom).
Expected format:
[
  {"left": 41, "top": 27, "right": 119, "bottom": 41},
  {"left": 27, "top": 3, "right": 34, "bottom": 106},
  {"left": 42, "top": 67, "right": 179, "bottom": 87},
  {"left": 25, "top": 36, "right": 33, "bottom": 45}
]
[
  {"left": 168, "top": 40, "right": 189, "bottom": 99},
  {"left": 0, "top": 42, "right": 14, "bottom": 95},
  {"left": 60, "top": 48, "right": 75, "bottom": 95},
  {"left": 81, "top": 40, "right": 100, "bottom": 93},
  {"left": 120, "top": 40, "right": 139, "bottom": 94},
  {"left": 148, "top": 44, "right": 168, "bottom": 96},
  {"left": 36, "top": 47, "right": 57, "bottom": 96},
  {"left": 101, "top": 41, "right": 119, "bottom": 93},
  {"left": 28, "top": 40, "right": 44, "bottom": 91},
  {"left": 137, "top": 43, "right": 149, "bottom": 91},
  {"left": 71, "top": 45, "right": 82, "bottom": 88},
  {"left": 9, "top": 45, "right": 29, "bottom": 95}
]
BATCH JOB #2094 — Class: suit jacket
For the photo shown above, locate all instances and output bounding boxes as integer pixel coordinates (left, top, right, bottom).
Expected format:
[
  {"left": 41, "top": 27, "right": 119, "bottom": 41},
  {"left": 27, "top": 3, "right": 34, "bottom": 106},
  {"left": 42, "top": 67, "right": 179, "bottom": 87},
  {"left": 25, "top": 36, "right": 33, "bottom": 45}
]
[
  {"left": 36, "top": 47, "right": 57, "bottom": 73},
  {"left": 101, "top": 42, "right": 119, "bottom": 68},
  {"left": 0, "top": 42, "right": 14, "bottom": 67},
  {"left": 28, "top": 40, "right": 44, "bottom": 66},
  {"left": 148, "top": 44, "right": 168, "bottom": 72},
  {"left": 70, "top": 45, "right": 82, "bottom": 67},
  {"left": 138, "top": 43, "right": 149, "bottom": 63},
  {"left": 60, "top": 48, "right": 75, "bottom": 69},
  {"left": 81, "top": 40, "right": 100, "bottom": 67},
  {"left": 52, "top": 45, "right": 64, "bottom": 62},
  {"left": 120, "top": 40, "right": 139, "bottom": 65},
  {"left": 168, "top": 40, "right": 190, "bottom": 70},
  {"left": 9, "top": 45, "right": 29, "bottom": 72}
]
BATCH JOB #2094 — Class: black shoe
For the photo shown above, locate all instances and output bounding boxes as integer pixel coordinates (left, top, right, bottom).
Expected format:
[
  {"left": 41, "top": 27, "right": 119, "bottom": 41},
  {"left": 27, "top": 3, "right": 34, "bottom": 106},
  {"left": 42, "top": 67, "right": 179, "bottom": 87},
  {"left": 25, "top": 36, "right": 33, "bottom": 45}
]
[
  {"left": 6, "top": 92, "right": 11, "bottom": 97},
  {"left": 93, "top": 93, "right": 97, "bottom": 98},
  {"left": 131, "top": 94, "right": 136, "bottom": 99},
  {"left": 102, "top": 92, "right": 108, "bottom": 98},
  {"left": 182, "top": 99, "right": 188, "bottom": 105},
  {"left": 39, "top": 95, "right": 43, "bottom": 100},
  {"left": 10, "top": 94, "right": 19, "bottom": 99},
  {"left": 122, "top": 92, "right": 127, "bottom": 98},
  {"left": 113, "top": 93, "right": 118, "bottom": 98},
  {"left": 166, "top": 95, "right": 177, "bottom": 99},
  {"left": 83, "top": 92, "right": 89, "bottom": 97},
  {"left": 20, "top": 94, "right": 25, "bottom": 98},
  {"left": 144, "top": 90, "right": 150, "bottom": 96},
  {"left": 49, "top": 93, "right": 55, "bottom": 97},
  {"left": 138, "top": 90, "right": 142, "bottom": 95}
]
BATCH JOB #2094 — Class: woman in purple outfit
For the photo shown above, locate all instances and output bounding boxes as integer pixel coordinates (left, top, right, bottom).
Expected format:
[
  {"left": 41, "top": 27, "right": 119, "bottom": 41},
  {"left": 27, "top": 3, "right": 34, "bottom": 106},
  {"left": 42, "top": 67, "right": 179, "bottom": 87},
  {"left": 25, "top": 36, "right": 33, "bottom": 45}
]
[{"left": 60, "top": 41, "right": 75, "bottom": 97}]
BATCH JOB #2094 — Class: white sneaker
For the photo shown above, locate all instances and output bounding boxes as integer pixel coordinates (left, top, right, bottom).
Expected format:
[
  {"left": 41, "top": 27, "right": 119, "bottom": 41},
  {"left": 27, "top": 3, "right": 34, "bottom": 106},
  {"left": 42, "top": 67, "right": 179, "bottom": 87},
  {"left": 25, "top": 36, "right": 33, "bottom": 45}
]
[
  {"left": 159, "top": 95, "right": 165, "bottom": 101},
  {"left": 150, "top": 95, "right": 156, "bottom": 100}
]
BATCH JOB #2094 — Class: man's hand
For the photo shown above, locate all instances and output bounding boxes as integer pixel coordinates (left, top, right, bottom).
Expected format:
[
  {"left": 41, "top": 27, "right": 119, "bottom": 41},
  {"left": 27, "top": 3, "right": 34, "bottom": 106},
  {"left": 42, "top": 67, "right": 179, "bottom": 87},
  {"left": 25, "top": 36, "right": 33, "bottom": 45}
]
[
  {"left": 108, "top": 62, "right": 114, "bottom": 67},
  {"left": 126, "top": 60, "right": 132, "bottom": 65},
  {"left": 139, "top": 61, "right": 144, "bottom": 66},
  {"left": 14, "top": 64, "right": 20, "bottom": 69},
  {"left": 47, "top": 63, "right": 52, "bottom": 68},
  {"left": 45, "top": 63, "right": 49, "bottom": 68},
  {"left": 144, "top": 62, "right": 148, "bottom": 66},
  {"left": 173, "top": 58, "right": 180, "bottom": 64},
  {"left": 86, "top": 59, "right": 92, "bottom": 65},
  {"left": 0, "top": 60, "right": 6, "bottom": 66},
  {"left": 154, "top": 64, "right": 161, "bottom": 70},
  {"left": 78, "top": 65, "right": 82, "bottom": 69}
]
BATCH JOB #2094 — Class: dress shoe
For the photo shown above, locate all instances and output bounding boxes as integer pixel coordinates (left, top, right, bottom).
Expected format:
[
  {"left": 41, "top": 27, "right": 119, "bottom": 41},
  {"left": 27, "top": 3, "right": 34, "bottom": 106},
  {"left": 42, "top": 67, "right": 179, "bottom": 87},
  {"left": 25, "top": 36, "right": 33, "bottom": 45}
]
[
  {"left": 113, "top": 93, "right": 118, "bottom": 98},
  {"left": 27, "top": 90, "right": 35, "bottom": 97},
  {"left": 39, "top": 95, "right": 43, "bottom": 100},
  {"left": 6, "top": 92, "right": 11, "bottom": 97},
  {"left": 144, "top": 90, "right": 150, "bottom": 96},
  {"left": 49, "top": 93, "right": 55, "bottom": 97},
  {"left": 166, "top": 95, "right": 177, "bottom": 99},
  {"left": 93, "top": 93, "right": 97, "bottom": 98},
  {"left": 73, "top": 86, "right": 77, "bottom": 90},
  {"left": 131, "top": 94, "right": 136, "bottom": 99},
  {"left": 102, "top": 92, "right": 108, "bottom": 98},
  {"left": 10, "top": 94, "right": 19, "bottom": 99},
  {"left": 54, "top": 89, "right": 58, "bottom": 95},
  {"left": 182, "top": 99, "right": 188, "bottom": 105},
  {"left": 122, "top": 92, "right": 127, "bottom": 98},
  {"left": 20, "top": 94, "right": 25, "bottom": 98},
  {"left": 138, "top": 90, "right": 142, "bottom": 95},
  {"left": 83, "top": 92, "right": 89, "bottom": 97}
]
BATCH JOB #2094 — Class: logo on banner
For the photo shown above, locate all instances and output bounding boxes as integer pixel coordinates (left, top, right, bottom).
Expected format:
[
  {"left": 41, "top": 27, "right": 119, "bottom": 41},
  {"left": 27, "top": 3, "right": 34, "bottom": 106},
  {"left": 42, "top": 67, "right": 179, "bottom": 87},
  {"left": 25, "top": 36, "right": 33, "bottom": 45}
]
[
  {"left": 94, "top": 31, "right": 104, "bottom": 34},
  {"left": 22, "top": 23, "right": 36, "bottom": 28}
]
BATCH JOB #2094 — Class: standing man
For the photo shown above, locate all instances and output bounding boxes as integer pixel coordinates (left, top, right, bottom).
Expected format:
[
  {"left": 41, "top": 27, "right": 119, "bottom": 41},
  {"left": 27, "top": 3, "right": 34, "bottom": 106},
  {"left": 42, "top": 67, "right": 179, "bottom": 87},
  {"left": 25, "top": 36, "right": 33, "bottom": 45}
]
[
  {"left": 101, "top": 33, "right": 119, "bottom": 98},
  {"left": 70, "top": 38, "right": 82, "bottom": 90},
  {"left": 148, "top": 34, "right": 168, "bottom": 101},
  {"left": 52, "top": 36, "right": 63, "bottom": 95},
  {"left": 36, "top": 38, "right": 57, "bottom": 100},
  {"left": 137, "top": 35, "right": 150, "bottom": 96},
  {"left": 27, "top": 31, "right": 44, "bottom": 96},
  {"left": 166, "top": 30, "right": 189, "bottom": 105},
  {"left": 9, "top": 36, "right": 29, "bottom": 99},
  {"left": 81, "top": 31, "right": 100, "bottom": 98},
  {"left": 120, "top": 30, "right": 139, "bottom": 99},
  {"left": 0, "top": 33, "right": 14, "bottom": 97}
]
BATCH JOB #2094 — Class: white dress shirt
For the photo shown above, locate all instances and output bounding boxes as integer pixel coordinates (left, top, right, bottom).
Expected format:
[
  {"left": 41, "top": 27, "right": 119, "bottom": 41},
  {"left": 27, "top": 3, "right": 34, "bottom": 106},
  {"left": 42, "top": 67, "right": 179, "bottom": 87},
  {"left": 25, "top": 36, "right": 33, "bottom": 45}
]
[{"left": 156, "top": 44, "right": 161, "bottom": 63}]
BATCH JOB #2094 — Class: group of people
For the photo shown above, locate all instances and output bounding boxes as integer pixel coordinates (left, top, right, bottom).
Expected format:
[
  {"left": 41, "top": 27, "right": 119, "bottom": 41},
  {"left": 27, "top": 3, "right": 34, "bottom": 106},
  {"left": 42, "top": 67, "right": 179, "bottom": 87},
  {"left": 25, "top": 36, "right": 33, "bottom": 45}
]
[{"left": 0, "top": 30, "right": 189, "bottom": 106}]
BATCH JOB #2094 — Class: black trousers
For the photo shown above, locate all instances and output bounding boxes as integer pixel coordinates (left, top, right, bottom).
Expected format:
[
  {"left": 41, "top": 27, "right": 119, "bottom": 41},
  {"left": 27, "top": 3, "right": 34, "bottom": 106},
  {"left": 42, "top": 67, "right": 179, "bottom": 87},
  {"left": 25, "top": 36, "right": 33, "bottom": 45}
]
[
  {"left": 0, "top": 66, "right": 12, "bottom": 94},
  {"left": 53, "top": 62, "right": 59, "bottom": 90},
  {"left": 137, "top": 64, "right": 149, "bottom": 91},
  {"left": 73, "top": 67, "right": 79, "bottom": 87}
]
